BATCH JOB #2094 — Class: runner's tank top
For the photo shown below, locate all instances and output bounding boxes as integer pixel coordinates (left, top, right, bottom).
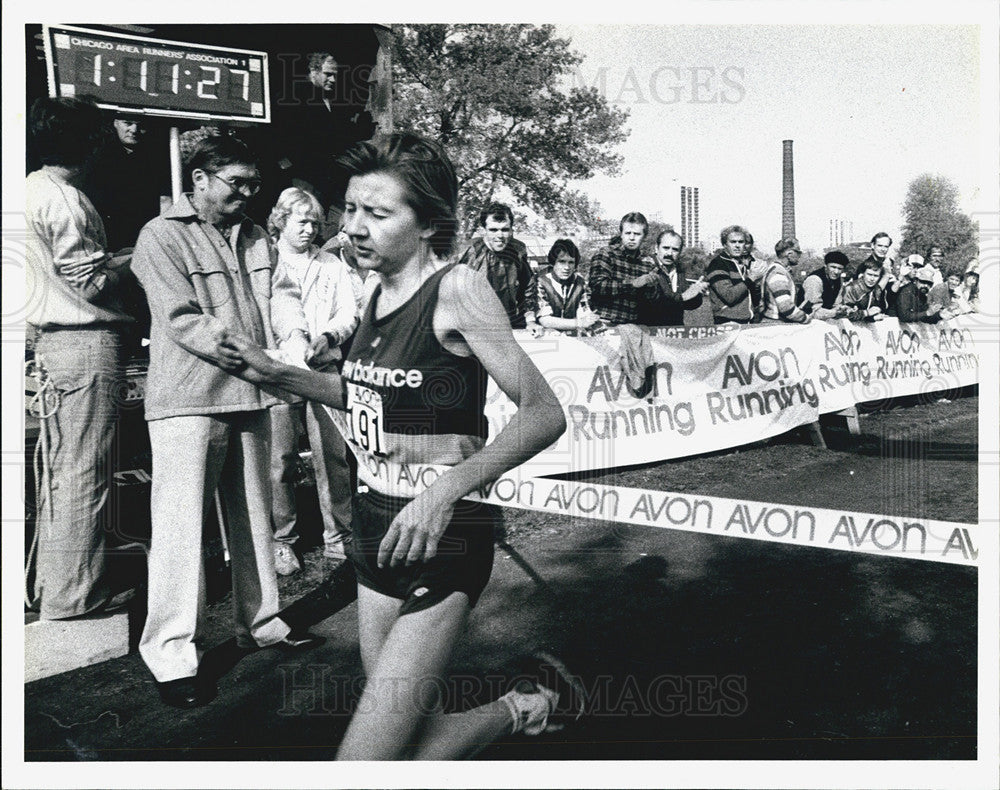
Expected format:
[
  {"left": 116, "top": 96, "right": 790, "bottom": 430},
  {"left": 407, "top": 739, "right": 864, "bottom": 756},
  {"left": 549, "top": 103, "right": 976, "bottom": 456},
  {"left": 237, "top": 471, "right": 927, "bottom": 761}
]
[{"left": 337, "top": 261, "right": 489, "bottom": 497}]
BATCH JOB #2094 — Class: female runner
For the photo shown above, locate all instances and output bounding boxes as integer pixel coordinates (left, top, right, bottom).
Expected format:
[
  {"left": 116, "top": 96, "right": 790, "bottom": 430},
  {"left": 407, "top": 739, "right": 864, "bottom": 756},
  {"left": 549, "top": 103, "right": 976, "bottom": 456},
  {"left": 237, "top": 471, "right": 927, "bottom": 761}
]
[{"left": 227, "top": 133, "right": 578, "bottom": 759}]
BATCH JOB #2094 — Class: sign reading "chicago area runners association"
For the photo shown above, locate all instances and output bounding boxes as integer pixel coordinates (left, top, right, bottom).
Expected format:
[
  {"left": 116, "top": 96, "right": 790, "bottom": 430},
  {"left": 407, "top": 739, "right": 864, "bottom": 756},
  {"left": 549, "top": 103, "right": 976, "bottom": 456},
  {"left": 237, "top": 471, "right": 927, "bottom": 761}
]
[{"left": 43, "top": 24, "right": 270, "bottom": 122}]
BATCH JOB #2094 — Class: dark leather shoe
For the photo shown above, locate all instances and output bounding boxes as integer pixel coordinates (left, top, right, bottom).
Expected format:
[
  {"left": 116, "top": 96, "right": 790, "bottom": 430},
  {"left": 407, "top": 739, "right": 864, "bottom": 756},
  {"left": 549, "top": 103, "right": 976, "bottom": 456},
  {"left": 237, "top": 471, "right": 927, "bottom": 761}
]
[
  {"left": 269, "top": 630, "right": 326, "bottom": 652},
  {"left": 156, "top": 676, "right": 215, "bottom": 709}
]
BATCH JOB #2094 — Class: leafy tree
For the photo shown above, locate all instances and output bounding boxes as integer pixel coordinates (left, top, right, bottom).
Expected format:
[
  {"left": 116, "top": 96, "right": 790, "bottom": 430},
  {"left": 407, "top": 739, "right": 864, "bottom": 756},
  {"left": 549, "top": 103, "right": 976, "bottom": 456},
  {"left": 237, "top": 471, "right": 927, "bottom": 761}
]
[
  {"left": 391, "top": 24, "right": 630, "bottom": 234},
  {"left": 900, "top": 174, "right": 978, "bottom": 271}
]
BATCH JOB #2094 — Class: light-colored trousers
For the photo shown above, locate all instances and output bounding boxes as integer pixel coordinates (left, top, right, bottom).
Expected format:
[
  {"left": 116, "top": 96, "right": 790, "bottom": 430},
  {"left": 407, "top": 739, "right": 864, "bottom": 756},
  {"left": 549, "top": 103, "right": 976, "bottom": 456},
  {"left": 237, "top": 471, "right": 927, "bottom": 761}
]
[
  {"left": 270, "top": 400, "right": 352, "bottom": 550},
  {"left": 139, "top": 411, "right": 289, "bottom": 682},
  {"left": 32, "top": 327, "right": 124, "bottom": 619}
]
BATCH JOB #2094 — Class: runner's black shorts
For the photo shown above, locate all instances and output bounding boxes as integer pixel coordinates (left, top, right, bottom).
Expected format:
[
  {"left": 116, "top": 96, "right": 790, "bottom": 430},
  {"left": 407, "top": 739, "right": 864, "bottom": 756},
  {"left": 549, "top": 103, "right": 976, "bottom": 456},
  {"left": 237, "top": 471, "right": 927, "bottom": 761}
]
[{"left": 348, "top": 489, "right": 498, "bottom": 615}]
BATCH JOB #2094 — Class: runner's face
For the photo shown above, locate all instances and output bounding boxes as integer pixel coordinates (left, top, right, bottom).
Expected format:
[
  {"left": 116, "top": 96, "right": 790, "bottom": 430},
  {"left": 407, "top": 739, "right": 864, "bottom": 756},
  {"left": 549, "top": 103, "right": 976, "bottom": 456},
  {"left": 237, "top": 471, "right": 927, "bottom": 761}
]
[
  {"left": 723, "top": 233, "right": 747, "bottom": 258},
  {"left": 552, "top": 250, "right": 576, "bottom": 281},
  {"left": 872, "top": 237, "right": 891, "bottom": 259},
  {"left": 483, "top": 216, "right": 512, "bottom": 253},
  {"left": 620, "top": 222, "right": 646, "bottom": 251},
  {"left": 655, "top": 235, "right": 682, "bottom": 267},
  {"left": 861, "top": 268, "right": 881, "bottom": 287},
  {"left": 342, "top": 171, "right": 428, "bottom": 274},
  {"left": 282, "top": 205, "right": 320, "bottom": 252}
]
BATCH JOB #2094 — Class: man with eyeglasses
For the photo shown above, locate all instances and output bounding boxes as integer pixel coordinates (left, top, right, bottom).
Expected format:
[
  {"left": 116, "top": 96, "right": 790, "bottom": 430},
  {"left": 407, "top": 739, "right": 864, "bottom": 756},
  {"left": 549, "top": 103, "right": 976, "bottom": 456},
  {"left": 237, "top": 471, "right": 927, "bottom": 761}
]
[{"left": 132, "top": 135, "right": 322, "bottom": 710}]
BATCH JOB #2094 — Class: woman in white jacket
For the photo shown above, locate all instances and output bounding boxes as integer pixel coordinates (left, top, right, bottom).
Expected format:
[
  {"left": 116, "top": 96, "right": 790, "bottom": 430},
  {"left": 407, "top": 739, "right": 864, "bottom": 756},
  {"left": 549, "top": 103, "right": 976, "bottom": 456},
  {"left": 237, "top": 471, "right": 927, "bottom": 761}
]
[{"left": 268, "top": 187, "right": 358, "bottom": 573}]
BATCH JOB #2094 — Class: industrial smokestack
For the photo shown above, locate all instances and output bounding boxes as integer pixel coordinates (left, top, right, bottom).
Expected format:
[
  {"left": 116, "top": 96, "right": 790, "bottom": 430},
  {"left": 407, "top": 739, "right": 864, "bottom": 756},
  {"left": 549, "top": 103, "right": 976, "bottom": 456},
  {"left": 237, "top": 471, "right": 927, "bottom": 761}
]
[{"left": 782, "top": 140, "right": 795, "bottom": 239}]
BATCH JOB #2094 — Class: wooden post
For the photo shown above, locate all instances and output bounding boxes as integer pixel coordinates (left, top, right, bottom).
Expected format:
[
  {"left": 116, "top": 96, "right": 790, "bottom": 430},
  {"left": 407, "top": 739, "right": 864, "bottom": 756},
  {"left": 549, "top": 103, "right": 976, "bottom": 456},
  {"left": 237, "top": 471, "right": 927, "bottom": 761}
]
[{"left": 838, "top": 406, "right": 861, "bottom": 436}]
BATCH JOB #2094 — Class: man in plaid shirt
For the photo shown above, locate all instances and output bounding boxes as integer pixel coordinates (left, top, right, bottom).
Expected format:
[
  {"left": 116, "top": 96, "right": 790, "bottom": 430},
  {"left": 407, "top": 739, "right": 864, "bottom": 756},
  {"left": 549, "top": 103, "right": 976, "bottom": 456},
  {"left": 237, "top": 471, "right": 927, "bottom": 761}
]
[{"left": 588, "top": 212, "right": 658, "bottom": 325}]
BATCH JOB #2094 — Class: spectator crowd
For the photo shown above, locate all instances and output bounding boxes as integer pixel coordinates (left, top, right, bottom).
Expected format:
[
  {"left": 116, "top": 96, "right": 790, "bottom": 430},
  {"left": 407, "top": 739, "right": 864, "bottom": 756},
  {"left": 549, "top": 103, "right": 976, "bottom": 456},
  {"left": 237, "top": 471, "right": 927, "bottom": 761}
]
[{"left": 24, "top": 86, "right": 981, "bottom": 711}]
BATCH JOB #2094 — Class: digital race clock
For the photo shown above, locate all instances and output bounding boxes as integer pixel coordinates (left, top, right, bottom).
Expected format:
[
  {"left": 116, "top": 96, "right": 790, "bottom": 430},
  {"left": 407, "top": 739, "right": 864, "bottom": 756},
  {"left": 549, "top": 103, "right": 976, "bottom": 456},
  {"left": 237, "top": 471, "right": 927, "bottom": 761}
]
[{"left": 43, "top": 24, "right": 270, "bottom": 123}]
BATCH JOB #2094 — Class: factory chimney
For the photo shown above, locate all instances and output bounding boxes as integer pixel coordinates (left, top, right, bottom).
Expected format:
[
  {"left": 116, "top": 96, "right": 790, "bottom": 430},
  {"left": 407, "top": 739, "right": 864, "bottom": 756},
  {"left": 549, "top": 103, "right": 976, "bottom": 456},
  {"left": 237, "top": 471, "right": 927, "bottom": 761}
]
[{"left": 782, "top": 140, "right": 795, "bottom": 239}]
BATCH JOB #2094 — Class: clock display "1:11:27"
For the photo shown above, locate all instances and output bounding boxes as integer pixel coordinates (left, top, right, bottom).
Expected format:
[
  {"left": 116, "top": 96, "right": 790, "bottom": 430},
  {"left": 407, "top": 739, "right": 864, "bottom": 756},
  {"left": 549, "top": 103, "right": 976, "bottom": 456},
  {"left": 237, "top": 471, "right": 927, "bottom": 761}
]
[{"left": 77, "top": 52, "right": 251, "bottom": 101}]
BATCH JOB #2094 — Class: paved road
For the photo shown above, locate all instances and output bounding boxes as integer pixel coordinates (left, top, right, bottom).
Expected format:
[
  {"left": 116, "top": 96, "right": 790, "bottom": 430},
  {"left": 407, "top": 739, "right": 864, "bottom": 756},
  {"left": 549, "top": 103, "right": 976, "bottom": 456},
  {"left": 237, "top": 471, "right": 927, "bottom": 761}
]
[{"left": 23, "top": 395, "right": 978, "bottom": 761}]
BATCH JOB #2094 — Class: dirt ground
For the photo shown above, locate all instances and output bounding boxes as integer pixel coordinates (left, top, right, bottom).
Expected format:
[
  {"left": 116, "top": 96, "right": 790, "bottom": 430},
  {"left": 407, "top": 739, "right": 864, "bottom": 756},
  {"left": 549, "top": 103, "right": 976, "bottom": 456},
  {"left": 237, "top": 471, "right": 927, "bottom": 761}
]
[{"left": 23, "top": 393, "right": 979, "bottom": 762}]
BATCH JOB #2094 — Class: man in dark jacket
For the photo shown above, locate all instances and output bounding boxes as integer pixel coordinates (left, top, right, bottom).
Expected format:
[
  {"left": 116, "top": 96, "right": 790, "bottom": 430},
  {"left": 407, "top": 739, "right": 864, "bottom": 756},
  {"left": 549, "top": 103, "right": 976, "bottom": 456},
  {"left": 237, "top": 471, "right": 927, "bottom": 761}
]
[
  {"left": 255, "top": 51, "right": 375, "bottom": 224},
  {"left": 893, "top": 265, "right": 942, "bottom": 323},
  {"left": 86, "top": 115, "right": 170, "bottom": 253},
  {"left": 638, "top": 228, "right": 708, "bottom": 326},
  {"left": 801, "top": 250, "right": 849, "bottom": 320},
  {"left": 706, "top": 224, "right": 756, "bottom": 324},
  {"left": 457, "top": 202, "right": 535, "bottom": 330}
]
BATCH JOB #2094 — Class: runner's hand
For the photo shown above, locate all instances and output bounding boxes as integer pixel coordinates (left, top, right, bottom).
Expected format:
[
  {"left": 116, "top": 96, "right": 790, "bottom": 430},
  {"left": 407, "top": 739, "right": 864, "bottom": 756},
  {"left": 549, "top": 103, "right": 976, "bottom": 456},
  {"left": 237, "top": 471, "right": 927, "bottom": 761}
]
[
  {"left": 378, "top": 490, "right": 456, "bottom": 567},
  {"left": 224, "top": 334, "right": 281, "bottom": 383},
  {"left": 216, "top": 330, "right": 247, "bottom": 372}
]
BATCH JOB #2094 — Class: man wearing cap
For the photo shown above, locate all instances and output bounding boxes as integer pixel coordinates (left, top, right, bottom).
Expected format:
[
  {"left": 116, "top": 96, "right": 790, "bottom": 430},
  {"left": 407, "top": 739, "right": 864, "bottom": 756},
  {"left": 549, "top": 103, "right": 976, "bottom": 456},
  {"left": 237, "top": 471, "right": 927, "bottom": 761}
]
[
  {"left": 924, "top": 244, "right": 946, "bottom": 284},
  {"left": 892, "top": 265, "right": 942, "bottom": 323},
  {"left": 800, "top": 251, "right": 849, "bottom": 320}
]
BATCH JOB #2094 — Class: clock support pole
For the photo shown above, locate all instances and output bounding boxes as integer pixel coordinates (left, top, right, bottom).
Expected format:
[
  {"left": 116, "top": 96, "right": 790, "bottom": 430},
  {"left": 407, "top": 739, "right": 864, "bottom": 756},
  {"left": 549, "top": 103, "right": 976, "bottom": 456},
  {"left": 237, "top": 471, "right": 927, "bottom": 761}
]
[{"left": 169, "top": 126, "right": 182, "bottom": 203}]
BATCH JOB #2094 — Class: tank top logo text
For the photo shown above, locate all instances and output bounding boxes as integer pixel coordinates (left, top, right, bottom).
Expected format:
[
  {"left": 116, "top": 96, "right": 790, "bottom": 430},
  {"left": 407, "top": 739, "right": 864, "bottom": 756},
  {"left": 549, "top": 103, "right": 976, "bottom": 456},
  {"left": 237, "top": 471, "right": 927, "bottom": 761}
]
[{"left": 343, "top": 358, "right": 424, "bottom": 389}]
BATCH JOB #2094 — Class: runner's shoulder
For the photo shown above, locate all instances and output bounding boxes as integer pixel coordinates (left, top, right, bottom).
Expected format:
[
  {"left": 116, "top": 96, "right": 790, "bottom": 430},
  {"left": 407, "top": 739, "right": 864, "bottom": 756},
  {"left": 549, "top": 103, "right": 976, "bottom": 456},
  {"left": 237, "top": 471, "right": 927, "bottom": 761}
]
[
  {"left": 438, "top": 261, "right": 507, "bottom": 329},
  {"left": 440, "top": 261, "right": 493, "bottom": 302}
]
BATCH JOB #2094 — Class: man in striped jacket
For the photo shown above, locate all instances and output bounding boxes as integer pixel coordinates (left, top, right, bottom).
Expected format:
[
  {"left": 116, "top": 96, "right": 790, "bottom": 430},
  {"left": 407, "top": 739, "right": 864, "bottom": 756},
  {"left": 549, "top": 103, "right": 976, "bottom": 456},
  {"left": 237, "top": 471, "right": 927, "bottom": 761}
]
[{"left": 747, "top": 258, "right": 811, "bottom": 324}]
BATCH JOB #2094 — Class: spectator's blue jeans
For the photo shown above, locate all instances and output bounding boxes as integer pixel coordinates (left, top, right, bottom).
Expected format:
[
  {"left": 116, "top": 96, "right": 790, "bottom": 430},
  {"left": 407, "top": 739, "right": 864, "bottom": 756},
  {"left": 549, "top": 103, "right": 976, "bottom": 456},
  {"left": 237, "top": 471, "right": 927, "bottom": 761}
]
[{"left": 32, "top": 327, "right": 125, "bottom": 619}]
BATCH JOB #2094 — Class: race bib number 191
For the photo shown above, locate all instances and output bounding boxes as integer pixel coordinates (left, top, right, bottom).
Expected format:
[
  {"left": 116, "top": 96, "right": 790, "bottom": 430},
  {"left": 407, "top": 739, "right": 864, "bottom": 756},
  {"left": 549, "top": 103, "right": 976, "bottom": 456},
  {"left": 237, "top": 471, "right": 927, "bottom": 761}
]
[{"left": 346, "top": 382, "right": 386, "bottom": 455}]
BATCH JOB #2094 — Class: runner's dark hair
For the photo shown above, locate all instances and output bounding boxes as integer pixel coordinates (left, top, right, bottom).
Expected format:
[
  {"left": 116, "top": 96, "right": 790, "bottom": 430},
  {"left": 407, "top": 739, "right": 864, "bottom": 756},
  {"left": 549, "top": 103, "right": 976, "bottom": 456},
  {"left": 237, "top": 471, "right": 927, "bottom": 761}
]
[{"left": 337, "top": 133, "right": 458, "bottom": 258}]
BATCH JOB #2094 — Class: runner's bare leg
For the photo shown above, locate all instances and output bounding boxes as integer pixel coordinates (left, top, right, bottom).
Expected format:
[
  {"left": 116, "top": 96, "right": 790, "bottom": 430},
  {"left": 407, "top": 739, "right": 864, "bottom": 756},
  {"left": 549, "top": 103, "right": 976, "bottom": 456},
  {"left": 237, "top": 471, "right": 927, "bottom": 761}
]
[{"left": 338, "top": 589, "right": 512, "bottom": 760}]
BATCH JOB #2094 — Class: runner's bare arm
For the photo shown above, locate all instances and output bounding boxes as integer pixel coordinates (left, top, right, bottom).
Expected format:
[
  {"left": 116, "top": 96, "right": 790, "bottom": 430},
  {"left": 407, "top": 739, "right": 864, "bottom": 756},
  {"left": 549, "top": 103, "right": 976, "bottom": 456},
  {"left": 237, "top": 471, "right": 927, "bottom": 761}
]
[
  {"left": 224, "top": 334, "right": 347, "bottom": 409},
  {"left": 378, "top": 265, "right": 567, "bottom": 567}
]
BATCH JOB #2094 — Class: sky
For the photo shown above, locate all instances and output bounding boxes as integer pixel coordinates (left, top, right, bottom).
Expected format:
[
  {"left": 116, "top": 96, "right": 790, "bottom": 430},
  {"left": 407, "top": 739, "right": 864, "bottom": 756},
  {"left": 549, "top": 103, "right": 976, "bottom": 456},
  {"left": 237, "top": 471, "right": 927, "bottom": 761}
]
[{"left": 556, "top": 24, "right": 981, "bottom": 253}]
